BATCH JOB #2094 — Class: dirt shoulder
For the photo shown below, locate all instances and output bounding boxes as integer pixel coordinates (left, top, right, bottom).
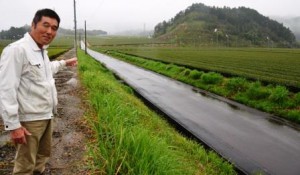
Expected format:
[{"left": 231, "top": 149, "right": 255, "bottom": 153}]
[{"left": 0, "top": 49, "right": 88, "bottom": 174}]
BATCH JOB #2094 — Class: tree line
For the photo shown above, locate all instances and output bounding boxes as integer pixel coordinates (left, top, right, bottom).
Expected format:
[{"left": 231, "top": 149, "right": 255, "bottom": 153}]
[
  {"left": 0, "top": 26, "right": 29, "bottom": 40},
  {"left": 0, "top": 25, "right": 107, "bottom": 40}
]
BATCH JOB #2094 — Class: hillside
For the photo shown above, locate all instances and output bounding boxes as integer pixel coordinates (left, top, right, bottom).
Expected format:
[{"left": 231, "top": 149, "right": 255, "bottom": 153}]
[
  {"left": 154, "top": 3, "right": 297, "bottom": 47},
  {"left": 274, "top": 16, "right": 300, "bottom": 41}
]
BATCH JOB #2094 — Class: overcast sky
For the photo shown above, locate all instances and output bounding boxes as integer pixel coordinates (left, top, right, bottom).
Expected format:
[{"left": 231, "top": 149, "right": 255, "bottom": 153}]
[{"left": 0, "top": 0, "right": 299, "bottom": 34}]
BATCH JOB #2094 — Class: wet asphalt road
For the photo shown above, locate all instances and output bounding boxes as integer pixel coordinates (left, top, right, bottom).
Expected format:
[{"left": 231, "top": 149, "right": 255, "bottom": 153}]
[{"left": 86, "top": 48, "right": 300, "bottom": 175}]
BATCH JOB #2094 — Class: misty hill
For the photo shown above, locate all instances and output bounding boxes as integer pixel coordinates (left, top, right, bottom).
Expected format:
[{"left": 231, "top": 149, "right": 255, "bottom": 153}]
[
  {"left": 273, "top": 16, "right": 300, "bottom": 41},
  {"left": 112, "top": 29, "right": 153, "bottom": 37},
  {"left": 154, "top": 3, "right": 297, "bottom": 47},
  {"left": 0, "top": 25, "right": 107, "bottom": 40}
]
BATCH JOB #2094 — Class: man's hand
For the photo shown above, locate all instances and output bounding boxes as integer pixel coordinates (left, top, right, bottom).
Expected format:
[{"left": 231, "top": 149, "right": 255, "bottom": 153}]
[
  {"left": 65, "top": 57, "right": 78, "bottom": 67},
  {"left": 10, "top": 127, "right": 32, "bottom": 145}
]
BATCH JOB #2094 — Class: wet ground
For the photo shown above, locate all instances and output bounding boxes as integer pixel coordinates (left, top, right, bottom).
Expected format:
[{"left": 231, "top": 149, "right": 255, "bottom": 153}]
[
  {"left": 87, "top": 48, "right": 300, "bottom": 175},
  {"left": 0, "top": 49, "right": 88, "bottom": 174}
]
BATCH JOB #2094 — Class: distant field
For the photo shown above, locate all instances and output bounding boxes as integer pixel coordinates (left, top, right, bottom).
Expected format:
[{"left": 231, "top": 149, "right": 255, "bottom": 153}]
[
  {"left": 0, "top": 46, "right": 68, "bottom": 59},
  {"left": 0, "top": 36, "right": 73, "bottom": 56},
  {"left": 87, "top": 35, "right": 165, "bottom": 46},
  {"left": 94, "top": 45, "right": 300, "bottom": 89},
  {"left": 48, "top": 48, "right": 69, "bottom": 60},
  {"left": 51, "top": 35, "right": 74, "bottom": 48},
  {"left": 0, "top": 40, "right": 11, "bottom": 54}
]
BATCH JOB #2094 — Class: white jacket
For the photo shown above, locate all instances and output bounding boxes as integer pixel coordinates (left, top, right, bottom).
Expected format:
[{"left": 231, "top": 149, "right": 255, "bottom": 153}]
[{"left": 0, "top": 33, "right": 66, "bottom": 130}]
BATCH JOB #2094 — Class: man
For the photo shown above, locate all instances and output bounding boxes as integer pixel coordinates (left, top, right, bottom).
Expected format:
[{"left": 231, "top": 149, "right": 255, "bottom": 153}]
[{"left": 0, "top": 9, "right": 77, "bottom": 174}]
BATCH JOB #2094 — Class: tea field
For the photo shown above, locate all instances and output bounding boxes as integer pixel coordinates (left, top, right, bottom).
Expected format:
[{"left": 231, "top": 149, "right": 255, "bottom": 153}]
[{"left": 95, "top": 45, "right": 300, "bottom": 89}]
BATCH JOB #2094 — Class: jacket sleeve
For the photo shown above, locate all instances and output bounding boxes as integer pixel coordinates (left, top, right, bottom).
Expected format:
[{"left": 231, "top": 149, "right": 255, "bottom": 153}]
[
  {"left": 0, "top": 46, "right": 23, "bottom": 130},
  {"left": 50, "top": 60, "right": 66, "bottom": 75}
]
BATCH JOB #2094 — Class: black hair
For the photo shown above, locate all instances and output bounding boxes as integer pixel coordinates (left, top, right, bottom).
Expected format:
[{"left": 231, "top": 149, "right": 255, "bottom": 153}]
[{"left": 32, "top": 8, "right": 60, "bottom": 27}]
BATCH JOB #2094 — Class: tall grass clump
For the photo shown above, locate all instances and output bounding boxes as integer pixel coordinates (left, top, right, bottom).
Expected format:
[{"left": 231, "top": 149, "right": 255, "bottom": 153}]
[
  {"left": 225, "top": 77, "right": 248, "bottom": 92},
  {"left": 269, "top": 86, "right": 289, "bottom": 104},
  {"left": 201, "top": 72, "right": 223, "bottom": 84},
  {"left": 189, "top": 69, "right": 203, "bottom": 80},
  {"left": 246, "top": 81, "right": 270, "bottom": 100},
  {"left": 181, "top": 69, "right": 191, "bottom": 76},
  {"left": 77, "top": 50, "right": 236, "bottom": 175},
  {"left": 165, "top": 63, "right": 174, "bottom": 71},
  {"left": 286, "top": 110, "right": 300, "bottom": 122},
  {"left": 165, "top": 64, "right": 185, "bottom": 75},
  {"left": 294, "top": 92, "right": 300, "bottom": 105}
]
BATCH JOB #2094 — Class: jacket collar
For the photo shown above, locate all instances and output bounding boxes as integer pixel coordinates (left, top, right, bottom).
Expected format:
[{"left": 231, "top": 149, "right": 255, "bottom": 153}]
[{"left": 24, "top": 32, "right": 49, "bottom": 51}]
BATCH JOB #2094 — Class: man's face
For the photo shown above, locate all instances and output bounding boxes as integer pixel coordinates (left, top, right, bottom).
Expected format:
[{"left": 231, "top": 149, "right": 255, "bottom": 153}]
[{"left": 30, "top": 16, "right": 58, "bottom": 48}]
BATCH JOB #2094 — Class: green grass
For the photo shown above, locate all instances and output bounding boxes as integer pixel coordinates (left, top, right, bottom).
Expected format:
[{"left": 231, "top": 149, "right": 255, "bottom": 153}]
[
  {"left": 0, "top": 39, "right": 12, "bottom": 48},
  {"left": 77, "top": 50, "right": 236, "bottom": 175},
  {"left": 0, "top": 40, "right": 10, "bottom": 54},
  {"left": 51, "top": 35, "right": 74, "bottom": 48},
  {"left": 48, "top": 48, "right": 70, "bottom": 60},
  {"left": 94, "top": 46, "right": 300, "bottom": 89}
]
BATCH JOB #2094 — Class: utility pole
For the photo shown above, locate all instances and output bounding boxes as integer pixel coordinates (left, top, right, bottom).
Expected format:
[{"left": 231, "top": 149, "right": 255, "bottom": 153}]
[
  {"left": 73, "top": 0, "right": 77, "bottom": 55},
  {"left": 85, "top": 20, "right": 87, "bottom": 54},
  {"left": 79, "top": 33, "right": 81, "bottom": 47}
]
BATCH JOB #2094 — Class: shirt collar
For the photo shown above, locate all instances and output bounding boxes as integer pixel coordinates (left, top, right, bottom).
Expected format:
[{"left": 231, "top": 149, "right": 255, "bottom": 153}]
[{"left": 24, "top": 32, "right": 49, "bottom": 51}]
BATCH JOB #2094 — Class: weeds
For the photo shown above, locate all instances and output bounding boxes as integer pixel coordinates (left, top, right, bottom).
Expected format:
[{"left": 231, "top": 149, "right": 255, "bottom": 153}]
[
  {"left": 294, "top": 93, "right": 300, "bottom": 105},
  {"left": 269, "top": 85, "right": 289, "bottom": 103},
  {"left": 189, "top": 69, "right": 203, "bottom": 79},
  {"left": 246, "top": 82, "right": 270, "bottom": 100},
  {"left": 225, "top": 77, "right": 248, "bottom": 92},
  {"left": 201, "top": 72, "right": 223, "bottom": 84}
]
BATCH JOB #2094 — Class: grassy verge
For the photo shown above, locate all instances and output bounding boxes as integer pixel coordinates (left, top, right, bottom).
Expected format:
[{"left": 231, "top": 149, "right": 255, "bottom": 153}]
[
  {"left": 98, "top": 50, "right": 300, "bottom": 124},
  {"left": 77, "top": 50, "right": 236, "bottom": 174}
]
